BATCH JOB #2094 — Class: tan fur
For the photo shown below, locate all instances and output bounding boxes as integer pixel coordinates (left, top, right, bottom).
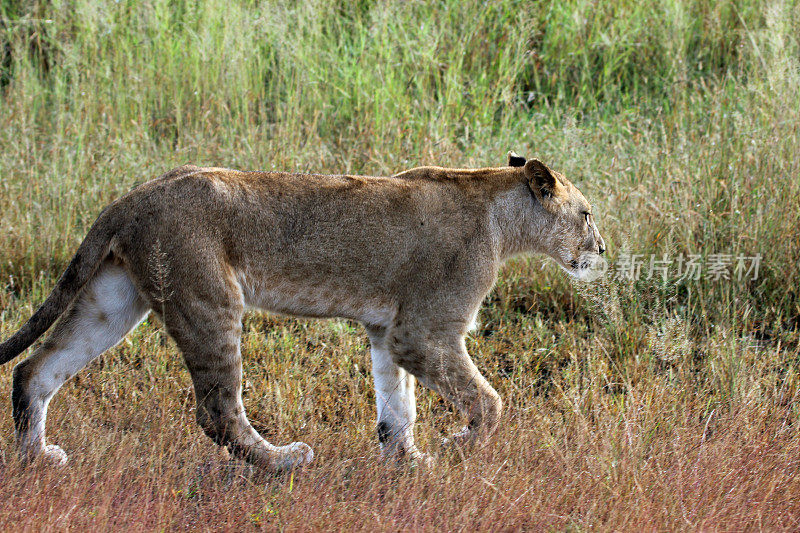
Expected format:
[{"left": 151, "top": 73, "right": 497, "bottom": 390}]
[{"left": 1, "top": 153, "right": 605, "bottom": 470}]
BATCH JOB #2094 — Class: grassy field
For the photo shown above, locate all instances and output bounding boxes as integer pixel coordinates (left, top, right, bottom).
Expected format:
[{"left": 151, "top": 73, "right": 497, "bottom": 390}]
[{"left": 1, "top": 0, "right": 800, "bottom": 530}]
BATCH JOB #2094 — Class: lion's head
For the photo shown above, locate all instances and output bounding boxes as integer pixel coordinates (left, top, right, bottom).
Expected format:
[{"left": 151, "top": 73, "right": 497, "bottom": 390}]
[{"left": 508, "top": 152, "right": 606, "bottom": 281}]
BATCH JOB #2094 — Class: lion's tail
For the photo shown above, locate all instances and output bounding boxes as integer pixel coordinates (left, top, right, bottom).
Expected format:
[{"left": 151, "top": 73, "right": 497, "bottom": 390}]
[{"left": 0, "top": 207, "right": 118, "bottom": 365}]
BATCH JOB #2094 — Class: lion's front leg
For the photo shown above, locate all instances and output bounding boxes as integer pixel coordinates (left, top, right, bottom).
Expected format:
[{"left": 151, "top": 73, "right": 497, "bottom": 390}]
[
  {"left": 366, "top": 326, "right": 426, "bottom": 464},
  {"left": 388, "top": 326, "right": 502, "bottom": 453}
]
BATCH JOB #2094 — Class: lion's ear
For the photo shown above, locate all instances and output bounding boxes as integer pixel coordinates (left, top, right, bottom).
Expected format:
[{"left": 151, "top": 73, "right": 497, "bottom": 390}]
[
  {"left": 507, "top": 151, "right": 526, "bottom": 167},
  {"left": 525, "top": 159, "right": 564, "bottom": 204}
]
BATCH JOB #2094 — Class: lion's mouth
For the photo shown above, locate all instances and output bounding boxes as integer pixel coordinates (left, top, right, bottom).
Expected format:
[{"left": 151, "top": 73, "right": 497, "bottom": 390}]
[
  {"left": 568, "top": 258, "right": 593, "bottom": 273},
  {"left": 563, "top": 254, "right": 607, "bottom": 282}
]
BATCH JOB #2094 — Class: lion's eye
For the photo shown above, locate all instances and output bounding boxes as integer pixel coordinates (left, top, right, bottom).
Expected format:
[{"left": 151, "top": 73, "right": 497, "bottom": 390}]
[{"left": 583, "top": 212, "right": 591, "bottom": 226}]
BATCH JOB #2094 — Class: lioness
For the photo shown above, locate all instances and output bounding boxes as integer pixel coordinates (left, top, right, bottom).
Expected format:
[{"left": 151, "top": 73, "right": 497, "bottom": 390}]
[{"left": 0, "top": 153, "right": 604, "bottom": 471}]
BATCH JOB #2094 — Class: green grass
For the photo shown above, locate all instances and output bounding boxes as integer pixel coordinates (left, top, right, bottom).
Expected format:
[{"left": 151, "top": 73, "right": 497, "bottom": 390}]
[{"left": 1, "top": 0, "right": 799, "bottom": 530}]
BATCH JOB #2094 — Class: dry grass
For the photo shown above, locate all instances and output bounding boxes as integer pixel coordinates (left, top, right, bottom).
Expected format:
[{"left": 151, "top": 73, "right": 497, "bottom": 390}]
[
  {"left": 1, "top": 0, "right": 800, "bottom": 530},
  {"left": 0, "top": 313, "right": 799, "bottom": 530}
]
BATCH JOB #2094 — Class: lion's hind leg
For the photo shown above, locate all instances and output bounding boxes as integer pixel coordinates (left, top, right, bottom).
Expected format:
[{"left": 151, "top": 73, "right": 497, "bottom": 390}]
[
  {"left": 163, "top": 272, "right": 313, "bottom": 473},
  {"left": 11, "top": 260, "right": 150, "bottom": 464}
]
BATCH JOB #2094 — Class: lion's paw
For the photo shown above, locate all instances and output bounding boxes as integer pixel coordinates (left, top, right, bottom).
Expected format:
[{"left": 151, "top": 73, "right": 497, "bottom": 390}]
[
  {"left": 41, "top": 444, "right": 68, "bottom": 466},
  {"left": 439, "top": 426, "right": 475, "bottom": 458},
  {"left": 442, "top": 426, "right": 471, "bottom": 446},
  {"left": 274, "top": 441, "right": 314, "bottom": 471},
  {"left": 410, "top": 451, "right": 435, "bottom": 470}
]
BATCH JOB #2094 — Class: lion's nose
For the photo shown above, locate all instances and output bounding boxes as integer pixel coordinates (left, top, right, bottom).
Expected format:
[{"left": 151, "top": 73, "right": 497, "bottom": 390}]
[{"left": 598, "top": 236, "right": 606, "bottom": 255}]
